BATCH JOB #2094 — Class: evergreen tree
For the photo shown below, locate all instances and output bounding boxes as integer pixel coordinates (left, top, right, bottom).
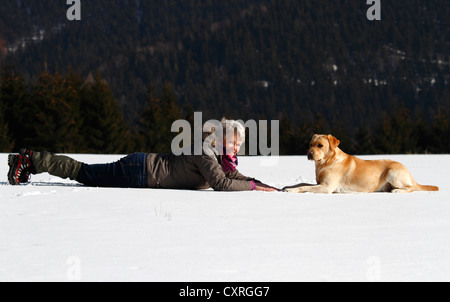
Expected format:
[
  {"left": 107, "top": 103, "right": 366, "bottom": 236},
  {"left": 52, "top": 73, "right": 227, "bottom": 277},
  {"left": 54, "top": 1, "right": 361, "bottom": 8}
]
[
  {"left": 0, "top": 68, "right": 13, "bottom": 151},
  {"left": 414, "top": 116, "right": 433, "bottom": 153},
  {"left": 278, "top": 112, "right": 318, "bottom": 155},
  {"left": 331, "top": 121, "right": 354, "bottom": 154},
  {"left": 279, "top": 114, "right": 297, "bottom": 155},
  {"left": 353, "top": 124, "right": 375, "bottom": 155},
  {"left": 430, "top": 110, "right": 450, "bottom": 153},
  {"left": 80, "top": 74, "right": 132, "bottom": 154},
  {"left": 0, "top": 64, "right": 28, "bottom": 150},
  {"left": 373, "top": 106, "right": 418, "bottom": 154},
  {"left": 292, "top": 122, "right": 316, "bottom": 156},
  {"left": 24, "top": 71, "right": 84, "bottom": 152},
  {"left": 139, "top": 83, "right": 182, "bottom": 153},
  {"left": 0, "top": 99, "right": 14, "bottom": 152},
  {"left": 311, "top": 113, "right": 328, "bottom": 135}
]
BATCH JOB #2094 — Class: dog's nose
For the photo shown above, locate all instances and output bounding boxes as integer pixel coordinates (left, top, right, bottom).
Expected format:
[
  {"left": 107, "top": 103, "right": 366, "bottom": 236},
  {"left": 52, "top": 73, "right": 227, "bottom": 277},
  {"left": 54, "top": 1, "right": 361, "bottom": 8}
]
[{"left": 307, "top": 150, "right": 313, "bottom": 160}]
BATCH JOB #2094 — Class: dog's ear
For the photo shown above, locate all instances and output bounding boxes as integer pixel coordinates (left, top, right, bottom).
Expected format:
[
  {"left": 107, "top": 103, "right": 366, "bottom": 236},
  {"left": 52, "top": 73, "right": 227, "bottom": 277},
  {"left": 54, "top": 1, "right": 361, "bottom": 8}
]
[
  {"left": 311, "top": 134, "right": 320, "bottom": 141},
  {"left": 327, "top": 134, "right": 340, "bottom": 151}
]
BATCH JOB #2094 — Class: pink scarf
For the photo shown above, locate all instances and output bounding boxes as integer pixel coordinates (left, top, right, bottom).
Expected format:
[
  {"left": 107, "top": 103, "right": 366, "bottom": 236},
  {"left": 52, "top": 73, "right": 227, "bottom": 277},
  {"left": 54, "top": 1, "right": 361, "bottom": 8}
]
[
  {"left": 221, "top": 147, "right": 238, "bottom": 173},
  {"left": 221, "top": 146, "right": 256, "bottom": 190}
]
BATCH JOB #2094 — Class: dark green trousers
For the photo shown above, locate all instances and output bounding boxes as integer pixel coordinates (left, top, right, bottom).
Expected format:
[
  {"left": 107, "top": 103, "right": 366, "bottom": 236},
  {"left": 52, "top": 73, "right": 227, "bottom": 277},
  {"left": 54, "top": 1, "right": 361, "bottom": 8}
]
[{"left": 32, "top": 151, "right": 82, "bottom": 180}]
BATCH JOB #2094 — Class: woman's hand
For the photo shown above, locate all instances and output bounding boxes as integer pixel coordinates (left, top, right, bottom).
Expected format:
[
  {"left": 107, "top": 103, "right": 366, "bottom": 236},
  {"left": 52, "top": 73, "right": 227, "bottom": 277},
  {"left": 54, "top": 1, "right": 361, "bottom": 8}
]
[{"left": 254, "top": 182, "right": 280, "bottom": 192}]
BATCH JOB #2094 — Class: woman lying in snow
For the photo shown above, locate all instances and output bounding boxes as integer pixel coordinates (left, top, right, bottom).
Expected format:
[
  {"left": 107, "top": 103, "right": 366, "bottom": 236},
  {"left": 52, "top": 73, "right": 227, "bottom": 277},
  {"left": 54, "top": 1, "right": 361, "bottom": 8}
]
[{"left": 7, "top": 119, "right": 279, "bottom": 192}]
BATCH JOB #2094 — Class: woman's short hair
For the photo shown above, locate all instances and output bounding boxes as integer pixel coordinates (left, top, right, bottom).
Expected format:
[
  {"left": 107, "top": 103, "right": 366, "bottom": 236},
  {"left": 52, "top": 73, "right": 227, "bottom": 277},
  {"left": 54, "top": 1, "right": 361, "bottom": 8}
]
[
  {"left": 203, "top": 117, "right": 246, "bottom": 150},
  {"left": 221, "top": 117, "right": 246, "bottom": 142}
]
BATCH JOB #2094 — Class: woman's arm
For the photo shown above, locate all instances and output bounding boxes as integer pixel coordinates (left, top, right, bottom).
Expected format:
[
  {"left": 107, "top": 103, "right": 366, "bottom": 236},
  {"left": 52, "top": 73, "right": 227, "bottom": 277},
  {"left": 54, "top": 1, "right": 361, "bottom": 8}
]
[
  {"left": 195, "top": 155, "right": 253, "bottom": 191},
  {"left": 227, "top": 169, "right": 279, "bottom": 192},
  {"left": 196, "top": 155, "right": 279, "bottom": 192},
  {"left": 253, "top": 182, "right": 280, "bottom": 192},
  {"left": 226, "top": 169, "right": 260, "bottom": 182}
]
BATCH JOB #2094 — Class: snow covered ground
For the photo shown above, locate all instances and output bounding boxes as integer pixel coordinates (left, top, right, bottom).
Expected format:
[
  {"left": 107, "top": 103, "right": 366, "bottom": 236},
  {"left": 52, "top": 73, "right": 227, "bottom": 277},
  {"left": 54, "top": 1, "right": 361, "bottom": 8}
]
[{"left": 0, "top": 153, "right": 449, "bottom": 282}]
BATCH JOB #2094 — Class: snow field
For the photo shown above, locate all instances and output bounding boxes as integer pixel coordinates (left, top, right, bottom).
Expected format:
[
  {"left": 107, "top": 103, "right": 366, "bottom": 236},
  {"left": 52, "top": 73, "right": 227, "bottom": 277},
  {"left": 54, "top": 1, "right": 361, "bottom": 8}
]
[{"left": 0, "top": 153, "right": 449, "bottom": 281}]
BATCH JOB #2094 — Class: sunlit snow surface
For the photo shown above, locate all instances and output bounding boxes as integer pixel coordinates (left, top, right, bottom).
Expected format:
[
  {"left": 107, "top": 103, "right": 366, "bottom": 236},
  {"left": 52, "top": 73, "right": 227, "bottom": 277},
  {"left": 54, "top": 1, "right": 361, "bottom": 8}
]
[{"left": 0, "top": 153, "right": 449, "bottom": 281}]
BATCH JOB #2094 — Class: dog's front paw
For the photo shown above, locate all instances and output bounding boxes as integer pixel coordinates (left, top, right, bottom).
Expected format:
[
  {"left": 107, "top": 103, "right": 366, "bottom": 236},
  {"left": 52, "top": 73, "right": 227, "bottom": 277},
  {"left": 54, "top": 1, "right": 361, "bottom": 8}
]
[{"left": 283, "top": 187, "right": 302, "bottom": 193}]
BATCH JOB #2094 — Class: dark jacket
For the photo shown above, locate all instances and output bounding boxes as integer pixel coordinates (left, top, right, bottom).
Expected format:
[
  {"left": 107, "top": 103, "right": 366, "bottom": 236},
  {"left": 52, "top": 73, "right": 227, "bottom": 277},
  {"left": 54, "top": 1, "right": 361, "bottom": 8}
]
[{"left": 145, "top": 152, "right": 259, "bottom": 191}]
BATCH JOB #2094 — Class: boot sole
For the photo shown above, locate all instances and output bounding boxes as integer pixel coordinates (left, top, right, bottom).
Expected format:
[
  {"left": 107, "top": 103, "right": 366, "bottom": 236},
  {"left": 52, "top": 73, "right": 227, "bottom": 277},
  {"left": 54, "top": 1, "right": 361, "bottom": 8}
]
[{"left": 8, "top": 154, "right": 20, "bottom": 186}]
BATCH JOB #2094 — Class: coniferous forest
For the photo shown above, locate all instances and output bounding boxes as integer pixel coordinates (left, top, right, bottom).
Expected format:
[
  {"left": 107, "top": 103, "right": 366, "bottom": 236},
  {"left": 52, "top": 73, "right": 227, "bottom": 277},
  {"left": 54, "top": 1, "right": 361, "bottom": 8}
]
[{"left": 0, "top": 0, "right": 449, "bottom": 155}]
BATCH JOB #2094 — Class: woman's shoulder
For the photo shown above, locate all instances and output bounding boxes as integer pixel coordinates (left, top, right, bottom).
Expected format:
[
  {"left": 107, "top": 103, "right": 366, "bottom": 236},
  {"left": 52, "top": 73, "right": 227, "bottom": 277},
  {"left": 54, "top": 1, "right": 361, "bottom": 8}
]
[{"left": 185, "top": 153, "right": 223, "bottom": 169}]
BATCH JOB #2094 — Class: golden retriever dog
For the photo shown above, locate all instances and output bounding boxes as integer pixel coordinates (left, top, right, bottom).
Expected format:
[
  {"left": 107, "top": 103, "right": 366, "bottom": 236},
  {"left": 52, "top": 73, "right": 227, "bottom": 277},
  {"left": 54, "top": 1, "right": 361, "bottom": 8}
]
[{"left": 283, "top": 134, "right": 439, "bottom": 194}]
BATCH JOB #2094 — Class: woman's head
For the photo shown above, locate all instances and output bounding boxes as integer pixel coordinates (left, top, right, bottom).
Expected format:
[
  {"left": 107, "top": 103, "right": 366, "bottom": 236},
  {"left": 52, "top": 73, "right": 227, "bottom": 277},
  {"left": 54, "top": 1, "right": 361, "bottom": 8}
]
[
  {"left": 203, "top": 117, "right": 245, "bottom": 157},
  {"left": 221, "top": 118, "right": 245, "bottom": 156}
]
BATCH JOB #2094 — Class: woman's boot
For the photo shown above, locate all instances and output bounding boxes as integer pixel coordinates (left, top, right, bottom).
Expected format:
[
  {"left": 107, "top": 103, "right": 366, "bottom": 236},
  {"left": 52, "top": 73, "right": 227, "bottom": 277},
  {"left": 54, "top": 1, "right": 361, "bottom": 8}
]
[{"left": 8, "top": 149, "right": 82, "bottom": 185}]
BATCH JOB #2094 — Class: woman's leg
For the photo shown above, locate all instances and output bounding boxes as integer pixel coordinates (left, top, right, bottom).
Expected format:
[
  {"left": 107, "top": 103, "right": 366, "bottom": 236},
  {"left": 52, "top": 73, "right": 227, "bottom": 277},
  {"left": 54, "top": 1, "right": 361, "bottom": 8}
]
[
  {"left": 32, "top": 151, "right": 82, "bottom": 180},
  {"left": 8, "top": 149, "right": 82, "bottom": 185},
  {"left": 75, "top": 153, "right": 147, "bottom": 188},
  {"left": 8, "top": 150, "right": 147, "bottom": 188}
]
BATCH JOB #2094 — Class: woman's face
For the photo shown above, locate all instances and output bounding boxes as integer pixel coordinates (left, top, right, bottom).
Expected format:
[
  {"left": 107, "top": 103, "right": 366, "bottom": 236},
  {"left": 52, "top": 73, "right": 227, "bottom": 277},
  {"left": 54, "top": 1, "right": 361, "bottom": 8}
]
[{"left": 223, "top": 133, "right": 243, "bottom": 157}]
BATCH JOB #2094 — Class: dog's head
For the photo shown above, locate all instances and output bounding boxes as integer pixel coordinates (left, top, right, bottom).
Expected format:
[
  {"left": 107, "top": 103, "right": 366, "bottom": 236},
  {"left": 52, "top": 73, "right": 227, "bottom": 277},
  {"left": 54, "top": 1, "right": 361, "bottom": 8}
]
[{"left": 307, "top": 134, "right": 340, "bottom": 162}]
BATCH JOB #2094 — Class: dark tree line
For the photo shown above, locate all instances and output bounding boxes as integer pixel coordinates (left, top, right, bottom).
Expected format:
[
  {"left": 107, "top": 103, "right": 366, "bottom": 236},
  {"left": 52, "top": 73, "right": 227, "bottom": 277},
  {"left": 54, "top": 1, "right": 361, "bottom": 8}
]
[
  {"left": 0, "top": 65, "right": 132, "bottom": 153},
  {"left": 1, "top": 0, "right": 448, "bottom": 138},
  {"left": 278, "top": 107, "right": 450, "bottom": 155},
  {"left": 1, "top": 67, "right": 449, "bottom": 155}
]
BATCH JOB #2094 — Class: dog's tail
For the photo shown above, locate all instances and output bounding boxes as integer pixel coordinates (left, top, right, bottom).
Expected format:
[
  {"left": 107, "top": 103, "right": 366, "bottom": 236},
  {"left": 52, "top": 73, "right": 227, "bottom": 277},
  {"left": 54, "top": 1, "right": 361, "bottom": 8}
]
[{"left": 414, "top": 182, "right": 439, "bottom": 192}]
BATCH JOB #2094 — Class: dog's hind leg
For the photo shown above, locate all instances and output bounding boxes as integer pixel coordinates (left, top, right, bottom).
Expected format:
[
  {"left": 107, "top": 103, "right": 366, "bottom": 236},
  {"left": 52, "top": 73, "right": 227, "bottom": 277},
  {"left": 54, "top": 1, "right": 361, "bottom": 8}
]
[
  {"left": 391, "top": 187, "right": 414, "bottom": 193},
  {"left": 386, "top": 165, "right": 415, "bottom": 193}
]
